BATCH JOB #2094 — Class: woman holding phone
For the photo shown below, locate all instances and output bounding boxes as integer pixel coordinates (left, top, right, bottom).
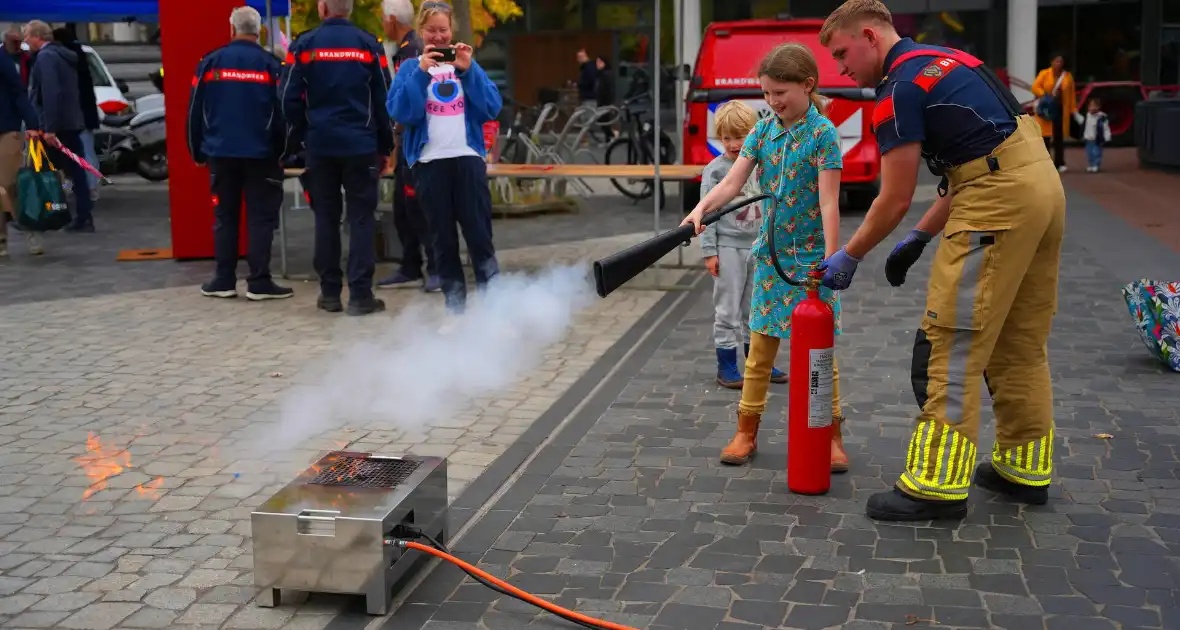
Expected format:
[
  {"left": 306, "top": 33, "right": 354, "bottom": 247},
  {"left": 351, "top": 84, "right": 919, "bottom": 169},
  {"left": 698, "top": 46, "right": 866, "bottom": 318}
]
[{"left": 387, "top": 1, "right": 503, "bottom": 316}]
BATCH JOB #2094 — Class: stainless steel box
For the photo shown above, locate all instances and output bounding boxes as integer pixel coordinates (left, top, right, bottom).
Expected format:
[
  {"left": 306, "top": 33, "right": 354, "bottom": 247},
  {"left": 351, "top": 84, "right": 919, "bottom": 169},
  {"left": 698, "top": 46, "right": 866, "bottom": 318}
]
[{"left": 251, "top": 452, "right": 447, "bottom": 615}]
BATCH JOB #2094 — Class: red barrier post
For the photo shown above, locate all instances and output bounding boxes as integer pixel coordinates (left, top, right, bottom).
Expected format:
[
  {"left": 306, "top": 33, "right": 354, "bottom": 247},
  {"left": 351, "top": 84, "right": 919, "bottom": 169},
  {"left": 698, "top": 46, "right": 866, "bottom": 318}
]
[
  {"left": 786, "top": 271, "right": 836, "bottom": 495},
  {"left": 160, "top": 0, "right": 248, "bottom": 259}
]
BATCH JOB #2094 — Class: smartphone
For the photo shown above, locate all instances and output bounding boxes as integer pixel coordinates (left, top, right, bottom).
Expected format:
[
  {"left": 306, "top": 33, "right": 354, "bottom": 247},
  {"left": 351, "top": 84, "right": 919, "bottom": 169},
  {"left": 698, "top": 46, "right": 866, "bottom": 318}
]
[{"left": 435, "top": 46, "right": 456, "bottom": 63}]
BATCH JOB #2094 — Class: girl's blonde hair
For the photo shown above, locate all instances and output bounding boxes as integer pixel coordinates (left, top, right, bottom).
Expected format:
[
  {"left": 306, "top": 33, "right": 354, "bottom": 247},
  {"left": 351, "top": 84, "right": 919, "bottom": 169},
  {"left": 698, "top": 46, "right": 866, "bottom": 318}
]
[
  {"left": 757, "top": 43, "right": 827, "bottom": 117},
  {"left": 714, "top": 100, "right": 757, "bottom": 139},
  {"left": 416, "top": 0, "right": 454, "bottom": 33}
]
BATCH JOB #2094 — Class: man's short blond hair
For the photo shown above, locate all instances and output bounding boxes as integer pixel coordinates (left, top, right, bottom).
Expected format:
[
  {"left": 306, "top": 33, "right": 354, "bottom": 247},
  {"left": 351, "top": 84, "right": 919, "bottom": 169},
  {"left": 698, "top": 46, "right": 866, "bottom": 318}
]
[
  {"left": 819, "top": 0, "right": 894, "bottom": 46},
  {"left": 714, "top": 101, "right": 757, "bottom": 139}
]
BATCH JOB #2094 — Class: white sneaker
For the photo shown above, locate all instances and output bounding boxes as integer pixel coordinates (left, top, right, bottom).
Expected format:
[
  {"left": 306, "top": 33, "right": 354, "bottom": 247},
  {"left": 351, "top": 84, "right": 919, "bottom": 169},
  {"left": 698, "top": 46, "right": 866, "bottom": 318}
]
[
  {"left": 27, "top": 233, "right": 44, "bottom": 256},
  {"left": 0, "top": 242, "right": 7, "bottom": 258}
]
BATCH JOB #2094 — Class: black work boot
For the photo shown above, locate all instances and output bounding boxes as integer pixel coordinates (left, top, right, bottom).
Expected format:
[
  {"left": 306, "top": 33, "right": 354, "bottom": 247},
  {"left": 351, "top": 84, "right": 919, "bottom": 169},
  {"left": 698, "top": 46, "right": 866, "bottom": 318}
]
[
  {"left": 347, "top": 296, "right": 386, "bottom": 316},
  {"left": 972, "top": 462, "right": 1049, "bottom": 505},
  {"left": 317, "top": 295, "right": 343, "bottom": 313},
  {"left": 866, "top": 488, "right": 968, "bottom": 522}
]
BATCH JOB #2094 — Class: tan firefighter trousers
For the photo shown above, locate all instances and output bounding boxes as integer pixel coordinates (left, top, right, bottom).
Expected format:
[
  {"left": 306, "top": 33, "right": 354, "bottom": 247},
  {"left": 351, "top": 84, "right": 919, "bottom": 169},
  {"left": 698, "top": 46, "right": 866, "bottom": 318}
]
[{"left": 899, "top": 115, "right": 1066, "bottom": 502}]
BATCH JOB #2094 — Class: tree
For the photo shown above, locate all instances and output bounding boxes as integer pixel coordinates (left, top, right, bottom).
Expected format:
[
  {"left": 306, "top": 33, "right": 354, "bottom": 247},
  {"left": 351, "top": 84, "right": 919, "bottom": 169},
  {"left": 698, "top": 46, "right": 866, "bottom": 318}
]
[{"left": 287, "top": 0, "right": 521, "bottom": 46}]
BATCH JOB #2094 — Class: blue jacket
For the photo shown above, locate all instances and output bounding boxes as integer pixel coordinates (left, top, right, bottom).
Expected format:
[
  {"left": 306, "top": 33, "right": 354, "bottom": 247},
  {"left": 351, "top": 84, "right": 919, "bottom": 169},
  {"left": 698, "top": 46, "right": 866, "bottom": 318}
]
[
  {"left": 387, "top": 57, "right": 502, "bottom": 168},
  {"left": 28, "top": 42, "right": 86, "bottom": 133},
  {"left": 186, "top": 39, "right": 285, "bottom": 162},
  {"left": 280, "top": 18, "right": 394, "bottom": 158},
  {"left": 0, "top": 48, "right": 38, "bottom": 134}
]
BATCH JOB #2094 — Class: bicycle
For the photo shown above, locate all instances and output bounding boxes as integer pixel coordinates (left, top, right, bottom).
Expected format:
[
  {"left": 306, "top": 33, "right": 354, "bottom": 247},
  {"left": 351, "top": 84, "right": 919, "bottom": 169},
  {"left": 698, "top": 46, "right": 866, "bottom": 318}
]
[{"left": 602, "top": 91, "right": 676, "bottom": 205}]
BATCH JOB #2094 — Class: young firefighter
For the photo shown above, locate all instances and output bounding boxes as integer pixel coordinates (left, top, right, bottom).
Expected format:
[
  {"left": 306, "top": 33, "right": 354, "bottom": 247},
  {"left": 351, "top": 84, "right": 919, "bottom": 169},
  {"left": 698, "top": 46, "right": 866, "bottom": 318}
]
[
  {"left": 683, "top": 43, "right": 850, "bottom": 473},
  {"left": 699, "top": 100, "right": 788, "bottom": 390},
  {"left": 818, "top": 0, "right": 1065, "bottom": 521}
]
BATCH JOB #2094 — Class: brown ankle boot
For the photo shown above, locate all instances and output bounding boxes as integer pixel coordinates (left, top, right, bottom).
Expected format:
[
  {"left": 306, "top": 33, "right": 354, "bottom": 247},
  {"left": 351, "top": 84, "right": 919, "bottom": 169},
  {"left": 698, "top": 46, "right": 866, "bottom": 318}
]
[
  {"left": 720, "top": 412, "right": 760, "bottom": 465},
  {"left": 831, "top": 415, "right": 849, "bottom": 473}
]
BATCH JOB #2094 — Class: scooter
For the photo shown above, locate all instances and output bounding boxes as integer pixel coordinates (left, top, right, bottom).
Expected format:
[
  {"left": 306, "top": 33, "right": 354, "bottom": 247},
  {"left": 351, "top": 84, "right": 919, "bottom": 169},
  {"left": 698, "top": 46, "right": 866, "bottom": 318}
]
[{"left": 94, "top": 70, "right": 169, "bottom": 181}]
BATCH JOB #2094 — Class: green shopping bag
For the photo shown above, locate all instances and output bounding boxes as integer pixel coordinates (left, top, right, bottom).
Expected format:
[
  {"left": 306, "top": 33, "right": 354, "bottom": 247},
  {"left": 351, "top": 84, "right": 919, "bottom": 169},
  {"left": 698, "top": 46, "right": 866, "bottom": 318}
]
[{"left": 15, "top": 139, "right": 71, "bottom": 232}]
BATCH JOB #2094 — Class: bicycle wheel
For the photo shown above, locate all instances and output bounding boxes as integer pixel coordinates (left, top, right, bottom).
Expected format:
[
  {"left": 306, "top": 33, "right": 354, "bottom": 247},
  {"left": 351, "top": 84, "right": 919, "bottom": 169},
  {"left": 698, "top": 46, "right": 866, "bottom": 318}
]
[{"left": 604, "top": 136, "right": 653, "bottom": 200}]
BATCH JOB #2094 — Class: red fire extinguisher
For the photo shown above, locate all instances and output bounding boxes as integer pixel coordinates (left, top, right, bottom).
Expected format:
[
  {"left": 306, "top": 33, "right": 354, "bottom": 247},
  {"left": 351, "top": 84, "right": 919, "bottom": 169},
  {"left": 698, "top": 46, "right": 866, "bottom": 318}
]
[{"left": 768, "top": 211, "right": 835, "bottom": 495}]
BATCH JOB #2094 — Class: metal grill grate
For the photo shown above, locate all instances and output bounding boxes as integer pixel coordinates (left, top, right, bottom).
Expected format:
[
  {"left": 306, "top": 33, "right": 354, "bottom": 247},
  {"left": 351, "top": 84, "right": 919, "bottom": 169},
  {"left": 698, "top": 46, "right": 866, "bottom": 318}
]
[{"left": 306, "top": 456, "right": 421, "bottom": 488}]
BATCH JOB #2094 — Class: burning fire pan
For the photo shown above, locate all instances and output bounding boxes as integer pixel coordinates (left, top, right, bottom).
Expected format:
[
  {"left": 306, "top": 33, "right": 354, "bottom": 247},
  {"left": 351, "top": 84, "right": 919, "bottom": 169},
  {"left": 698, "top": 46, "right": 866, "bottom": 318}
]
[{"left": 251, "top": 451, "right": 447, "bottom": 615}]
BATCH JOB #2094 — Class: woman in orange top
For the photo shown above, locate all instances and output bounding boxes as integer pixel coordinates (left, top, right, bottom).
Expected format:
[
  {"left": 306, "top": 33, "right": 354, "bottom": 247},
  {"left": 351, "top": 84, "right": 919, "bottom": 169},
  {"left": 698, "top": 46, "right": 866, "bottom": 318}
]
[{"left": 1032, "top": 54, "right": 1076, "bottom": 173}]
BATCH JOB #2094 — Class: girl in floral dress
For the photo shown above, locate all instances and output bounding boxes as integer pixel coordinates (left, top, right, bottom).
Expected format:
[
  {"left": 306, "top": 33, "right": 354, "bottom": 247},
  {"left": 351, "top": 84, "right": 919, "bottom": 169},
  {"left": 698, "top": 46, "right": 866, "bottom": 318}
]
[{"left": 683, "top": 43, "right": 849, "bottom": 471}]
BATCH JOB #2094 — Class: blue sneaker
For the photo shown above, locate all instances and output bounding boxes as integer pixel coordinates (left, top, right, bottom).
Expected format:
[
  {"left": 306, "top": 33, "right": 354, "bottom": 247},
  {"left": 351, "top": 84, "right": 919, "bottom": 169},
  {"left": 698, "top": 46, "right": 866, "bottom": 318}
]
[
  {"left": 376, "top": 271, "right": 423, "bottom": 290},
  {"left": 423, "top": 275, "right": 442, "bottom": 293},
  {"left": 716, "top": 347, "right": 743, "bottom": 389}
]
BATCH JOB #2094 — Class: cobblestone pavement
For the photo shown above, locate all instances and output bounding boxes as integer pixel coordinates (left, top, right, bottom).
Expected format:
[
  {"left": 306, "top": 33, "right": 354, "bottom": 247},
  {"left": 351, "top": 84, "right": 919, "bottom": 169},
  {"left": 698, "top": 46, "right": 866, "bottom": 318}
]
[
  {"left": 381, "top": 188, "right": 1180, "bottom": 630},
  {"left": 1061, "top": 147, "right": 1180, "bottom": 254},
  {"left": 0, "top": 231, "right": 690, "bottom": 629}
]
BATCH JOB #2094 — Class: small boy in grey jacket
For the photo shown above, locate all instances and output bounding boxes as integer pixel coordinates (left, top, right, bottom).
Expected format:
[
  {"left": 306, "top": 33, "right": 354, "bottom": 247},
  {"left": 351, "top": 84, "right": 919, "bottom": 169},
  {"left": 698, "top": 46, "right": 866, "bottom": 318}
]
[{"left": 700, "top": 101, "right": 786, "bottom": 389}]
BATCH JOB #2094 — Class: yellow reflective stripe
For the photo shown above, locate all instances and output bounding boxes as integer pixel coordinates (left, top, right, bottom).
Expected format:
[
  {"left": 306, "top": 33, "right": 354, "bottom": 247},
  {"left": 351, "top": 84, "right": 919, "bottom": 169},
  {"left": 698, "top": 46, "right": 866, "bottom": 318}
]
[
  {"left": 898, "top": 420, "right": 976, "bottom": 501},
  {"left": 991, "top": 429, "right": 1054, "bottom": 487}
]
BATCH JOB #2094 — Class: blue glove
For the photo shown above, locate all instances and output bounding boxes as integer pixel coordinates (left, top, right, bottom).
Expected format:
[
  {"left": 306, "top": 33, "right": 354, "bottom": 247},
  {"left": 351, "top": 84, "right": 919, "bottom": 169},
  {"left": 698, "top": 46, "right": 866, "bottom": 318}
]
[
  {"left": 818, "top": 248, "right": 861, "bottom": 290},
  {"left": 884, "top": 229, "right": 933, "bottom": 287}
]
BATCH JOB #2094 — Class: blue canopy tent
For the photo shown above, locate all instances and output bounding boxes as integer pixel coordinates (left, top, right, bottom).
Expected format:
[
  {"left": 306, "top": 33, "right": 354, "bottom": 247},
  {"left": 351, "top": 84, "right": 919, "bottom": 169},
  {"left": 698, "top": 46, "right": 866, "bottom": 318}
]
[{"left": 2, "top": 0, "right": 290, "bottom": 22}]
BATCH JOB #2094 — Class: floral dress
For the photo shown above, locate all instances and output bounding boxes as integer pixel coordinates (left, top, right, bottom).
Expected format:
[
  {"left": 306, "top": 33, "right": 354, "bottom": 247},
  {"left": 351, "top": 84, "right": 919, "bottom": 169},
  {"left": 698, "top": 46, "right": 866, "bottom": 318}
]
[
  {"left": 1122, "top": 279, "right": 1180, "bottom": 372},
  {"left": 740, "top": 104, "right": 843, "bottom": 339}
]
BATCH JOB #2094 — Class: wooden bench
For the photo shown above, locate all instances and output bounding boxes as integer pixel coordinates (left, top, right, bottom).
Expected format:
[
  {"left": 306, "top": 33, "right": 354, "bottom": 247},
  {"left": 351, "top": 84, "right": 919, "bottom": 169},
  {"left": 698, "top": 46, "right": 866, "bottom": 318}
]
[{"left": 283, "top": 164, "right": 703, "bottom": 180}]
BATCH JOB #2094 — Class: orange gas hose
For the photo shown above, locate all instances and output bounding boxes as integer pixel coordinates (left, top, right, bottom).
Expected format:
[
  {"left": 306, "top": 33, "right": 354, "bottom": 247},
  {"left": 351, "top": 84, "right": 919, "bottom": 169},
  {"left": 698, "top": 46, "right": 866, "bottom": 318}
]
[{"left": 400, "top": 540, "right": 641, "bottom": 630}]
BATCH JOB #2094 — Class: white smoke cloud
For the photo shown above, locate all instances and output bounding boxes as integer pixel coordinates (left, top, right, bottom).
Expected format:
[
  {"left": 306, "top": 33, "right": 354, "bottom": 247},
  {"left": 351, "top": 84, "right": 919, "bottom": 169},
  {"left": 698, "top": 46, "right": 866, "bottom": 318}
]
[{"left": 264, "top": 263, "right": 597, "bottom": 451}]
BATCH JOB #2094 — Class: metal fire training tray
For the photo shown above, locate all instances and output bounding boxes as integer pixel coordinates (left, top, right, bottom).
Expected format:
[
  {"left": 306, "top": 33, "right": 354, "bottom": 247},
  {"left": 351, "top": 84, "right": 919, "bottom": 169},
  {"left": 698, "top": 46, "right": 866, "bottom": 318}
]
[{"left": 251, "top": 451, "right": 448, "bottom": 615}]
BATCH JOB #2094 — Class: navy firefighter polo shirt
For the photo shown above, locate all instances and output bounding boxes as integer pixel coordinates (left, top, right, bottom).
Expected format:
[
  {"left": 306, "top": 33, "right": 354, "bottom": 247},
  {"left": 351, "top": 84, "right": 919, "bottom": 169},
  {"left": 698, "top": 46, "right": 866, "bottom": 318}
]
[{"left": 872, "top": 38, "right": 1018, "bottom": 174}]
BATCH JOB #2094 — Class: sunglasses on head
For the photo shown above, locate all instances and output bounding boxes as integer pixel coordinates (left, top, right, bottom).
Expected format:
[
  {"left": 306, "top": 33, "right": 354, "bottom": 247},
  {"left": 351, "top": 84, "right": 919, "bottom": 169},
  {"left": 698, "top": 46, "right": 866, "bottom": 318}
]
[{"left": 422, "top": 1, "right": 452, "bottom": 10}]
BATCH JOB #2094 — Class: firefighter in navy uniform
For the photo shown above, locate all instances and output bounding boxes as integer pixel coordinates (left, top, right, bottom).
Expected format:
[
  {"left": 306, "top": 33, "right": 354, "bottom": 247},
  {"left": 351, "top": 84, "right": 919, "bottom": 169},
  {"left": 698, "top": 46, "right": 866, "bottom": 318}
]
[
  {"left": 280, "top": 0, "right": 395, "bottom": 316},
  {"left": 187, "top": 6, "right": 293, "bottom": 301},
  {"left": 817, "top": 0, "right": 1066, "bottom": 521}
]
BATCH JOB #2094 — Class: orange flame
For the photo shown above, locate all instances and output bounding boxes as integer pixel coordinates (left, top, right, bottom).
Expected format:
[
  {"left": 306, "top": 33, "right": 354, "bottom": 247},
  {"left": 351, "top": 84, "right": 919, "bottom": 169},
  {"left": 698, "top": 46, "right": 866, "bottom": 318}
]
[
  {"left": 75, "top": 433, "right": 131, "bottom": 500},
  {"left": 73, "top": 432, "right": 164, "bottom": 501},
  {"left": 136, "top": 477, "right": 165, "bottom": 499}
]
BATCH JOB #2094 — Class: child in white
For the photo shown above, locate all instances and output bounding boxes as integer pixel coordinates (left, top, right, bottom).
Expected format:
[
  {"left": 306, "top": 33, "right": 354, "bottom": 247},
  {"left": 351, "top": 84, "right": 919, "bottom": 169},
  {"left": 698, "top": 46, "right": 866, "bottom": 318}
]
[
  {"left": 1082, "top": 97, "right": 1111, "bottom": 173},
  {"left": 700, "top": 101, "right": 787, "bottom": 389}
]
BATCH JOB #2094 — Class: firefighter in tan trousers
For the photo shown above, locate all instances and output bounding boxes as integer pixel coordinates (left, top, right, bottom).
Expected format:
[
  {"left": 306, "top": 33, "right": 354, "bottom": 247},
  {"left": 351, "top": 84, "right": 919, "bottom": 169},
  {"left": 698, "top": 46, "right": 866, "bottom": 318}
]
[{"left": 815, "top": 0, "right": 1066, "bottom": 522}]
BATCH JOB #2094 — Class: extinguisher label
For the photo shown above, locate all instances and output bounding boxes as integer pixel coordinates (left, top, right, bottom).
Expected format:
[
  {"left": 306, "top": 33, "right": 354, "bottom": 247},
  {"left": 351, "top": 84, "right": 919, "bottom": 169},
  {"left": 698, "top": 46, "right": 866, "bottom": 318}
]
[{"left": 808, "top": 348, "right": 834, "bottom": 429}]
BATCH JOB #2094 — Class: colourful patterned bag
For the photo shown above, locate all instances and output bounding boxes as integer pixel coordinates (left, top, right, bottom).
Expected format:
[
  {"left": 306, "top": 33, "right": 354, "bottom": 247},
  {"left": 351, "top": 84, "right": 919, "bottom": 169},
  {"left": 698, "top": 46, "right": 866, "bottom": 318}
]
[{"left": 1122, "top": 279, "right": 1180, "bottom": 372}]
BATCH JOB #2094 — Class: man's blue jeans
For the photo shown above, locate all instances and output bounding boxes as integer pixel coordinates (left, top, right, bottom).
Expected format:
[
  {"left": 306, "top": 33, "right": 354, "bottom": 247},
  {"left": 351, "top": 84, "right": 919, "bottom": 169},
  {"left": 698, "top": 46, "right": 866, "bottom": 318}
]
[
  {"left": 46, "top": 131, "right": 93, "bottom": 226},
  {"left": 80, "top": 130, "right": 99, "bottom": 192},
  {"left": 1085, "top": 140, "right": 1103, "bottom": 169}
]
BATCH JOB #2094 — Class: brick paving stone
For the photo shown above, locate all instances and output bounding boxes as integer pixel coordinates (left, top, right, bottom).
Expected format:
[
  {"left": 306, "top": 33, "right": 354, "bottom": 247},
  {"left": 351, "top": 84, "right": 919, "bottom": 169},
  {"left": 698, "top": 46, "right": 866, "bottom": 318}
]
[
  {"left": 380, "top": 187, "right": 1180, "bottom": 630},
  {"left": 0, "top": 203, "right": 682, "bottom": 628}
]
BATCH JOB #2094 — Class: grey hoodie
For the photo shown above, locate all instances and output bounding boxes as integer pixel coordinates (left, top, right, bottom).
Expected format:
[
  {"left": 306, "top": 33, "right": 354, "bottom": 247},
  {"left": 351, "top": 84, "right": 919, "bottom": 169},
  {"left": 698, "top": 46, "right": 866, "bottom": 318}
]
[
  {"left": 699, "top": 154, "right": 764, "bottom": 258},
  {"left": 29, "top": 42, "right": 85, "bottom": 134}
]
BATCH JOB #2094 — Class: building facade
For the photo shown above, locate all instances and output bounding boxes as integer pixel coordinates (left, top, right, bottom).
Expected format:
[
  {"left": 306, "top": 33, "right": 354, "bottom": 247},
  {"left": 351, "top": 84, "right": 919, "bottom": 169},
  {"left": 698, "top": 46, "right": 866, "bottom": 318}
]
[{"left": 483, "top": 0, "right": 1173, "bottom": 107}]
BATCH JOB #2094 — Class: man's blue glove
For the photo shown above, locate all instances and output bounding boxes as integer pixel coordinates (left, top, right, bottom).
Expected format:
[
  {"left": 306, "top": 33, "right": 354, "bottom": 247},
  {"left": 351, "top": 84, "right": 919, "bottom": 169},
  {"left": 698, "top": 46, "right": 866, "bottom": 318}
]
[
  {"left": 818, "top": 248, "right": 861, "bottom": 290},
  {"left": 884, "top": 229, "right": 933, "bottom": 287}
]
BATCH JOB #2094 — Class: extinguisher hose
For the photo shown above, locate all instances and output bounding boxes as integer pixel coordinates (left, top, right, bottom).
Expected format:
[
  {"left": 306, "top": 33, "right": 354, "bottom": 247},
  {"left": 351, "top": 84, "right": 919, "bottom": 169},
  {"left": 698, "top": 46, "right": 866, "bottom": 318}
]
[
  {"left": 766, "top": 201, "right": 809, "bottom": 287},
  {"left": 392, "top": 536, "right": 640, "bottom": 630}
]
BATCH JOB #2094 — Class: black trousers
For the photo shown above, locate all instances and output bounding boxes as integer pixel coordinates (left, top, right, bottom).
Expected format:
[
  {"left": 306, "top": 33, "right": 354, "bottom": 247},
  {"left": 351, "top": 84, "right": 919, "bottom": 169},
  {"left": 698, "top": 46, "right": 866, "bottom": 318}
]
[
  {"left": 393, "top": 155, "right": 435, "bottom": 277},
  {"left": 209, "top": 157, "right": 282, "bottom": 287},
  {"left": 412, "top": 155, "right": 499, "bottom": 313},
  {"left": 1044, "top": 101, "right": 1065, "bottom": 167},
  {"left": 306, "top": 153, "right": 380, "bottom": 300}
]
